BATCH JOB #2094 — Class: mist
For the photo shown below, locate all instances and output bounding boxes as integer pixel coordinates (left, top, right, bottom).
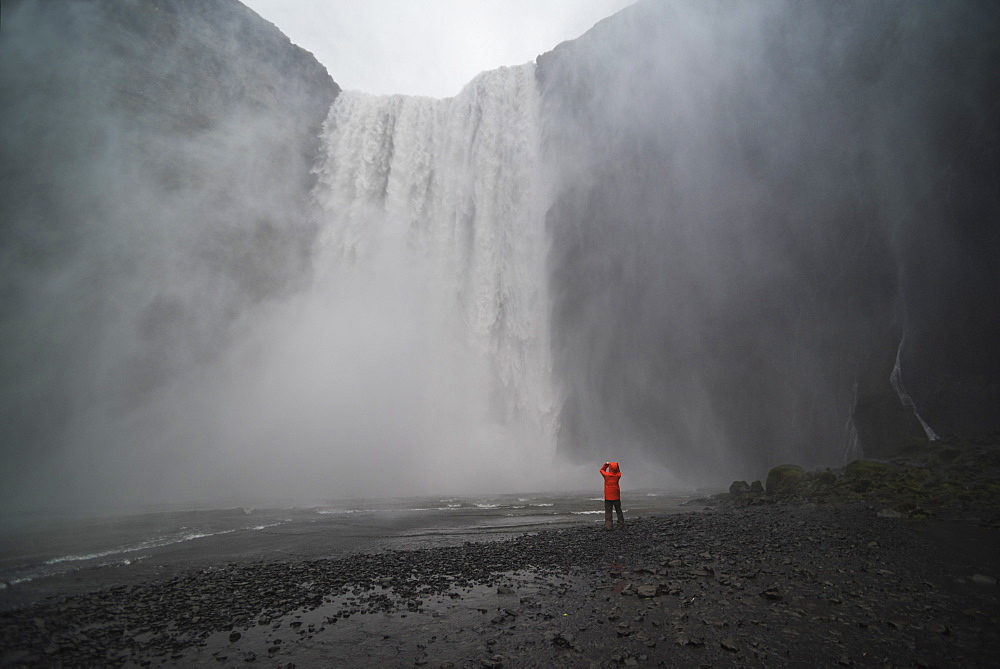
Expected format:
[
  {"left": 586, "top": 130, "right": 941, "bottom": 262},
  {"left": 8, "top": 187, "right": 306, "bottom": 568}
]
[
  {"left": 2, "top": 0, "right": 997, "bottom": 513},
  {"left": 538, "top": 0, "right": 1000, "bottom": 481},
  {"left": 1, "top": 0, "right": 339, "bottom": 511}
]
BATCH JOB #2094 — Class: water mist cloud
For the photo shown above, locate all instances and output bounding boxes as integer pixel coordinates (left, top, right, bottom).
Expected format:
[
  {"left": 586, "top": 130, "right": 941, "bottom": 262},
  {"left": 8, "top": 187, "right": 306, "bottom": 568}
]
[
  {"left": 1, "top": 0, "right": 336, "bottom": 511},
  {"left": 3, "top": 0, "right": 996, "bottom": 513},
  {"left": 537, "top": 0, "right": 1000, "bottom": 484}
]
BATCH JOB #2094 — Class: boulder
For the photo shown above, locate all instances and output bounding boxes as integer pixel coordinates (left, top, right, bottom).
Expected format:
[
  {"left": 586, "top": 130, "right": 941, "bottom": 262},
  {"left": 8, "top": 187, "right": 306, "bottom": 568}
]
[
  {"left": 729, "top": 480, "right": 751, "bottom": 496},
  {"left": 765, "top": 464, "right": 806, "bottom": 494},
  {"left": 816, "top": 470, "right": 837, "bottom": 485}
]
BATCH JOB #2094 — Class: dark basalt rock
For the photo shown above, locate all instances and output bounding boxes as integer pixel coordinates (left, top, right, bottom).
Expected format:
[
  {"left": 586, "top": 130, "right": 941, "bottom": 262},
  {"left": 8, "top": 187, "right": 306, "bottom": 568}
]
[
  {"left": 537, "top": 0, "right": 1000, "bottom": 474},
  {"left": 765, "top": 464, "right": 807, "bottom": 495},
  {"left": 729, "top": 480, "right": 751, "bottom": 496},
  {"left": 0, "top": 0, "right": 340, "bottom": 504},
  {"left": 3, "top": 498, "right": 996, "bottom": 666}
]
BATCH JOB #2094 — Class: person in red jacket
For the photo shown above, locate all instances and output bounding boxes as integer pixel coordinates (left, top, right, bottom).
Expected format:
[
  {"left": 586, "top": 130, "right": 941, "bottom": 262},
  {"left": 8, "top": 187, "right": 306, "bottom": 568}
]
[{"left": 600, "top": 462, "right": 624, "bottom": 530}]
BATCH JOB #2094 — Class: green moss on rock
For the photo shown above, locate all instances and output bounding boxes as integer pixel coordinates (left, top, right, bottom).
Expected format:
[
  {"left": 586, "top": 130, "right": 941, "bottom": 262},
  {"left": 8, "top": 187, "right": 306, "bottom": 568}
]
[
  {"left": 766, "top": 464, "right": 806, "bottom": 494},
  {"left": 845, "top": 460, "right": 893, "bottom": 480}
]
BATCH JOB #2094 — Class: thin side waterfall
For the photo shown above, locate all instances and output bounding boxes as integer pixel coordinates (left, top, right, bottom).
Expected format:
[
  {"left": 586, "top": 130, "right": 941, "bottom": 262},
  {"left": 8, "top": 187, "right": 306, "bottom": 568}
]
[
  {"left": 843, "top": 378, "right": 861, "bottom": 463},
  {"left": 303, "top": 63, "right": 557, "bottom": 489},
  {"left": 890, "top": 336, "right": 940, "bottom": 441}
]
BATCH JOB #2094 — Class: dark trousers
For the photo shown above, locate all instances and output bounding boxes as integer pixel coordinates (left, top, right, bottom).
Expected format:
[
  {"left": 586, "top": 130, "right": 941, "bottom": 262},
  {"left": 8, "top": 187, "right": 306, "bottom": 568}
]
[{"left": 604, "top": 499, "right": 624, "bottom": 529}]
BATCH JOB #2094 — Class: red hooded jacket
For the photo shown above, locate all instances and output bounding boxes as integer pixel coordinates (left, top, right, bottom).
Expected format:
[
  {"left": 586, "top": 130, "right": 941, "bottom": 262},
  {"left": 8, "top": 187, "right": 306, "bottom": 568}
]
[{"left": 601, "top": 462, "right": 621, "bottom": 501}]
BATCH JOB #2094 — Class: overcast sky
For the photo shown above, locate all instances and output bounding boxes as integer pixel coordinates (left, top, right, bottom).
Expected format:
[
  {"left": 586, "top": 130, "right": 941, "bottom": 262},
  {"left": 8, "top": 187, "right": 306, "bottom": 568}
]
[{"left": 241, "top": 0, "right": 635, "bottom": 98}]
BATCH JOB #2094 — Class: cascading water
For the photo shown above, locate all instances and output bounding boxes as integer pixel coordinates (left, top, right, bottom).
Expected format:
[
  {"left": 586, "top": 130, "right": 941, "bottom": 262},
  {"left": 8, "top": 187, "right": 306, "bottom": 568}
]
[
  {"left": 301, "top": 63, "right": 558, "bottom": 490},
  {"left": 890, "top": 337, "right": 939, "bottom": 442}
]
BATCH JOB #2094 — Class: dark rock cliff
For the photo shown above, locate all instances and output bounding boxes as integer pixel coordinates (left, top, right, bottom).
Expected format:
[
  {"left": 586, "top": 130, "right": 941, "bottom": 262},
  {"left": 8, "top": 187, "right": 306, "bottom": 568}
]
[
  {"left": 2, "top": 0, "right": 997, "bottom": 505},
  {"left": 0, "top": 0, "right": 339, "bottom": 501},
  {"left": 536, "top": 0, "right": 1000, "bottom": 479}
]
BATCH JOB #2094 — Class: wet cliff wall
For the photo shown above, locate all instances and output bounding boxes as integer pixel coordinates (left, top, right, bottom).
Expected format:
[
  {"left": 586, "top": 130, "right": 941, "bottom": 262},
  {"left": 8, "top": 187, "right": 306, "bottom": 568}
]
[
  {"left": 537, "top": 0, "right": 1000, "bottom": 478},
  {"left": 0, "top": 0, "right": 339, "bottom": 505}
]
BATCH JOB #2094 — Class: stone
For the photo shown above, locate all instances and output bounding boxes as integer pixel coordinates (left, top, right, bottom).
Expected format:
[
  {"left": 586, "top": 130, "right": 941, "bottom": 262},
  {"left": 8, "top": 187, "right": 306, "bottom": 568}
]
[
  {"left": 816, "top": 470, "right": 837, "bottom": 485},
  {"left": 877, "top": 508, "right": 905, "bottom": 518},
  {"left": 729, "top": 480, "right": 751, "bottom": 496},
  {"left": 721, "top": 637, "right": 740, "bottom": 652},
  {"left": 765, "top": 465, "right": 806, "bottom": 494},
  {"left": 636, "top": 585, "right": 659, "bottom": 598}
]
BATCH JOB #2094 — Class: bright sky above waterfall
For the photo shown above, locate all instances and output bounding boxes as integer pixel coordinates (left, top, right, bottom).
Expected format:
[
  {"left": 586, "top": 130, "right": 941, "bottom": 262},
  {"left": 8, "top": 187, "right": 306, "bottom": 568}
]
[{"left": 241, "top": 0, "right": 634, "bottom": 98}]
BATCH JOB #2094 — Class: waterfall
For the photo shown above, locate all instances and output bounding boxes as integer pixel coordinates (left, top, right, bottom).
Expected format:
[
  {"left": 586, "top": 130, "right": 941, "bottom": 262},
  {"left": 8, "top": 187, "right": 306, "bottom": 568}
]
[
  {"left": 302, "top": 63, "right": 557, "bottom": 487},
  {"left": 890, "top": 336, "right": 940, "bottom": 441},
  {"left": 843, "top": 378, "right": 861, "bottom": 462}
]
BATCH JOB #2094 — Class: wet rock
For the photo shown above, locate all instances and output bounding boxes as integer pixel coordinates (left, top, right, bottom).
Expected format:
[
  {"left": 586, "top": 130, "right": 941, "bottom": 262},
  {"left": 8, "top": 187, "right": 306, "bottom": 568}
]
[
  {"left": 730, "top": 481, "right": 751, "bottom": 496},
  {"left": 680, "top": 634, "right": 704, "bottom": 647},
  {"left": 4, "top": 489, "right": 1000, "bottom": 667},
  {"left": 766, "top": 465, "right": 806, "bottom": 494},
  {"left": 877, "top": 508, "right": 905, "bottom": 518},
  {"left": 845, "top": 460, "right": 893, "bottom": 480},
  {"left": 636, "top": 585, "right": 659, "bottom": 598},
  {"left": 542, "top": 631, "right": 576, "bottom": 648}
]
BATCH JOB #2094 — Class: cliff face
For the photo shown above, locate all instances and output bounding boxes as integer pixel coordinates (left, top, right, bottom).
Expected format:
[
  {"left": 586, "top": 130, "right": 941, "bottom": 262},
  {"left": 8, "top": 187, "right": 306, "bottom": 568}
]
[
  {"left": 0, "top": 0, "right": 339, "bottom": 504},
  {"left": 3, "top": 0, "right": 997, "bottom": 507},
  {"left": 537, "top": 0, "right": 1000, "bottom": 477}
]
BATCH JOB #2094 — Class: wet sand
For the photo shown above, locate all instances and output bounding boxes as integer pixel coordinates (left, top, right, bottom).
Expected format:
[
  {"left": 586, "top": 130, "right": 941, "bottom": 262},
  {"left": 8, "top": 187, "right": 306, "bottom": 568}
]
[{"left": 2, "top": 501, "right": 998, "bottom": 667}]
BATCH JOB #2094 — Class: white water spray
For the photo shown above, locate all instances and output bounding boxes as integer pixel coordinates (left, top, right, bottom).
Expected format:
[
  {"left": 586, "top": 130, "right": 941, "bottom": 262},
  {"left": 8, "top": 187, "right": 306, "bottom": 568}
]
[
  {"left": 300, "top": 63, "right": 558, "bottom": 490},
  {"left": 40, "top": 63, "right": 581, "bottom": 505}
]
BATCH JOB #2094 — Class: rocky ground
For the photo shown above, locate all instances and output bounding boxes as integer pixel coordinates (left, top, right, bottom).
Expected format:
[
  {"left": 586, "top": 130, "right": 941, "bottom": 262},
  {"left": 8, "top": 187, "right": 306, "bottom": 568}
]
[
  {"left": 1, "top": 504, "right": 997, "bottom": 667},
  {"left": 2, "top": 438, "right": 998, "bottom": 667}
]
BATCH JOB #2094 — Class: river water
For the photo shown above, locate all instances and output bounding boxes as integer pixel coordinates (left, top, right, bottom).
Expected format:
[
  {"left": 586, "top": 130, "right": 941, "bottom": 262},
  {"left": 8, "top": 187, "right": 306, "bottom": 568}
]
[{"left": 0, "top": 489, "right": 703, "bottom": 610}]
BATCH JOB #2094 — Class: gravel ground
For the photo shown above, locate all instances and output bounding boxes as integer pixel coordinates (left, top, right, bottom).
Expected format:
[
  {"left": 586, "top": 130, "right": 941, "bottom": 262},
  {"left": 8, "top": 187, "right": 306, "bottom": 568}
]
[{"left": 2, "top": 502, "right": 998, "bottom": 667}]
